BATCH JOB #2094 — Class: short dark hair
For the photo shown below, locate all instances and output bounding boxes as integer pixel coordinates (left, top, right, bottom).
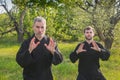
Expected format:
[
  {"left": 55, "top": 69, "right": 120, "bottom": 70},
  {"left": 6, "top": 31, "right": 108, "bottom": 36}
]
[{"left": 84, "top": 26, "right": 95, "bottom": 33}]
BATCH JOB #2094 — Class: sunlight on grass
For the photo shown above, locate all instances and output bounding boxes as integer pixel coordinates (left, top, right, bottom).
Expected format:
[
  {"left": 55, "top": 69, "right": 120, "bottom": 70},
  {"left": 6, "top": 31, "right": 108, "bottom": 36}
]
[
  {"left": 0, "top": 41, "right": 120, "bottom": 80},
  {"left": 0, "top": 46, "right": 19, "bottom": 56}
]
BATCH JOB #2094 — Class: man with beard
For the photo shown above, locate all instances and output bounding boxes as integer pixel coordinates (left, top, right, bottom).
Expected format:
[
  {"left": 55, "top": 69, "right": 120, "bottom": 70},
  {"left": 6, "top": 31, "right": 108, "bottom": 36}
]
[
  {"left": 69, "top": 26, "right": 110, "bottom": 80},
  {"left": 16, "top": 16, "right": 63, "bottom": 80}
]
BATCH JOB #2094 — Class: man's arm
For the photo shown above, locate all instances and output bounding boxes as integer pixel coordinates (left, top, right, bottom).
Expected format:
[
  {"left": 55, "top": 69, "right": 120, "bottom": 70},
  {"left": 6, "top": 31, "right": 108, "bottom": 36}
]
[
  {"left": 52, "top": 46, "right": 63, "bottom": 65},
  {"left": 16, "top": 41, "right": 35, "bottom": 68},
  {"left": 70, "top": 43, "right": 86, "bottom": 63},
  {"left": 97, "top": 43, "right": 110, "bottom": 60},
  {"left": 91, "top": 41, "right": 110, "bottom": 61},
  {"left": 69, "top": 44, "right": 80, "bottom": 63},
  {"left": 44, "top": 38, "right": 63, "bottom": 65}
]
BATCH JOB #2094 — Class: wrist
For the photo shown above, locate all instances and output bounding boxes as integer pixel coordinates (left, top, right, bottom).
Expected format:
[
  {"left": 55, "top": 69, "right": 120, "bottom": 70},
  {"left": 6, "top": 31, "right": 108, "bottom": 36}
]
[
  {"left": 76, "top": 50, "right": 79, "bottom": 54},
  {"left": 28, "top": 48, "right": 32, "bottom": 54},
  {"left": 51, "top": 49, "right": 55, "bottom": 54},
  {"left": 98, "top": 48, "right": 101, "bottom": 52}
]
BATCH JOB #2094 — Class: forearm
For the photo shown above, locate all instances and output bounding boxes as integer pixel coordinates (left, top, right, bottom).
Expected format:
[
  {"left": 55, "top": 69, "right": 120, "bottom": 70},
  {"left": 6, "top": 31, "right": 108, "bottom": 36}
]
[
  {"left": 16, "top": 49, "right": 34, "bottom": 68},
  {"left": 70, "top": 51, "right": 79, "bottom": 63},
  {"left": 52, "top": 48, "right": 63, "bottom": 65},
  {"left": 99, "top": 48, "right": 110, "bottom": 60}
]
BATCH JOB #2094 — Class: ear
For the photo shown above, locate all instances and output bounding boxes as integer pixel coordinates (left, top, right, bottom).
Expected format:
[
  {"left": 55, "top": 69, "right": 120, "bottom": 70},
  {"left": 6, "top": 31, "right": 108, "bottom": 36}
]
[
  {"left": 93, "top": 33, "right": 95, "bottom": 37},
  {"left": 92, "top": 31, "right": 95, "bottom": 37},
  {"left": 44, "top": 25, "right": 46, "bottom": 30}
]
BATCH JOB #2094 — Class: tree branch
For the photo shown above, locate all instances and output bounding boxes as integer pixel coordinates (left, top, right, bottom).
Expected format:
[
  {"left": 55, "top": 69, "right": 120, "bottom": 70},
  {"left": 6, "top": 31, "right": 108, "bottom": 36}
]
[
  {"left": 0, "top": 27, "right": 15, "bottom": 36},
  {"left": 75, "top": 2, "right": 92, "bottom": 14}
]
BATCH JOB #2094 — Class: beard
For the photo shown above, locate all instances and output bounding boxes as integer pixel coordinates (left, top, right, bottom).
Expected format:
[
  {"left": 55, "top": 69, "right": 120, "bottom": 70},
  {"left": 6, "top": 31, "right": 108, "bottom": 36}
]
[
  {"left": 35, "top": 32, "right": 45, "bottom": 38},
  {"left": 85, "top": 36, "right": 92, "bottom": 40}
]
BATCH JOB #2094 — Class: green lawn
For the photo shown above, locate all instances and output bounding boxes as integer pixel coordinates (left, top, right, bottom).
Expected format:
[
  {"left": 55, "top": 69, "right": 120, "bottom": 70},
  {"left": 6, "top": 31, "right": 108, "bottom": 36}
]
[{"left": 0, "top": 41, "right": 120, "bottom": 80}]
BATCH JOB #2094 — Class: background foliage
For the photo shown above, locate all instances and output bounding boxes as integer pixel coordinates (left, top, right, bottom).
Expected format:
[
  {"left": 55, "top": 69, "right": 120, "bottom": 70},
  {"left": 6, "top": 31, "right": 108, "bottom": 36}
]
[{"left": 0, "top": 0, "right": 120, "bottom": 80}]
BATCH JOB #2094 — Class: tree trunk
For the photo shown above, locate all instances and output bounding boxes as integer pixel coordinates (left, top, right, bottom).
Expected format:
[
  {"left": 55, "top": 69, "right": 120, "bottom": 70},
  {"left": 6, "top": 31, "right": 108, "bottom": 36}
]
[
  {"left": 104, "top": 37, "right": 113, "bottom": 50},
  {"left": 1, "top": 2, "right": 27, "bottom": 42},
  {"left": 17, "top": 31, "right": 24, "bottom": 42},
  {"left": 93, "top": 21, "right": 113, "bottom": 49},
  {"left": 17, "top": 7, "right": 27, "bottom": 42}
]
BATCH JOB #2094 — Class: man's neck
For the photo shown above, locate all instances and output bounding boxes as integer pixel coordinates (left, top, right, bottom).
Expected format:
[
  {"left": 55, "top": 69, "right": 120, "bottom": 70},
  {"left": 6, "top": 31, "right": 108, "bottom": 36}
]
[{"left": 86, "top": 39, "right": 93, "bottom": 44}]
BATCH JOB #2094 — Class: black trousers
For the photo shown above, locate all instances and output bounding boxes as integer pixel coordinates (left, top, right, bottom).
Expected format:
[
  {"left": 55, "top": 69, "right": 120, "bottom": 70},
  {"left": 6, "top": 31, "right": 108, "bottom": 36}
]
[{"left": 77, "top": 72, "right": 106, "bottom": 80}]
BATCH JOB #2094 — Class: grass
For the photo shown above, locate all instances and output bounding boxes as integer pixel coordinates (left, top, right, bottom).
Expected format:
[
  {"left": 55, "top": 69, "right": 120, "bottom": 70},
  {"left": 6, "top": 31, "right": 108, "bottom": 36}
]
[
  {"left": 0, "top": 47, "right": 22, "bottom": 80},
  {"left": 0, "top": 37, "right": 120, "bottom": 80}
]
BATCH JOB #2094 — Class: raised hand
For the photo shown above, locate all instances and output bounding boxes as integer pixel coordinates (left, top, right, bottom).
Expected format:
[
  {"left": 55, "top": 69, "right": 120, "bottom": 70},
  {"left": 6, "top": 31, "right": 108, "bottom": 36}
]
[
  {"left": 28, "top": 37, "right": 40, "bottom": 53},
  {"left": 76, "top": 43, "right": 86, "bottom": 54},
  {"left": 44, "top": 38, "right": 56, "bottom": 54},
  {"left": 91, "top": 41, "right": 101, "bottom": 52}
]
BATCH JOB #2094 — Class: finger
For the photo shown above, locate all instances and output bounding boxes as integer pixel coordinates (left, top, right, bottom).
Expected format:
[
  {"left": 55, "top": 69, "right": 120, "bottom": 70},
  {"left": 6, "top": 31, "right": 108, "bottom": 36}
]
[
  {"left": 91, "top": 47, "right": 96, "bottom": 51},
  {"left": 77, "top": 44, "right": 82, "bottom": 50},
  {"left": 91, "top": 47, "right": 98, "bottom": 51},
  {"left": 51, "top": 39, "right": 55, "bottom": 47},
  {"left": 50, "top": 38, "right": 54, "bottom": 45},
  {"left": 31, "top": 37, "right": 35, "bottom": 43},
  {"left": 94, "top": 42, "right": 99, "bottom": 48},
  {"left": 91, "top": 41, "right": 96, "bottom": 47},
  {"left": 32, "top": 37, "right": 35, "bottom": 41},
  {"left": 44, "top": 44, "right": 49, "bottom": 50},
  {"left": 92, "top": 41, "right": 100, "bottom": 50},
  {"left": 82, "top": 49, "right": 86, "bottom": 52},
  {"left": 30, "top": 37, "right": 35, "bottom": 45},
  {"left": 50, "top": 38, "right": 55, "bottom": 47},
  {"left": 48, "top": 37, "right": 52, "bottom": 46},
  {"left": 91, "top": 47, "right": 94, "bottom": 50},
  {"left": 44, "top": 43, "right": 47, "bottom": 47},
  {"left": 36, "top": 42, "right": 40, "bottom": 46},
  {"left": 77, "top": 43, "right": 84, "bottom": 53},
  {"left": 79, "top": 43, "right": 84, "bottom": 49},
  {"left": 94, "top": 43, "right": 100, "bottom": 51}
]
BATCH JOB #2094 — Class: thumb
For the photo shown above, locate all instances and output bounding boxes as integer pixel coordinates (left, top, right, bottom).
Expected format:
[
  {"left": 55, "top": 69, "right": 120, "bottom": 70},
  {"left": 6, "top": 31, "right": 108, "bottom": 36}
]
[
  {"left": 91, "top": 47, "right": 94, "bottom": 49},
  {"left": 44, "top": 44, "right": 47, "bottom": 47},
  {"left": 36, "top": 42, "right": 40, "bottom": 46},
  {"left": 82, "top": 49, "right": 86, "bottom": 52}
]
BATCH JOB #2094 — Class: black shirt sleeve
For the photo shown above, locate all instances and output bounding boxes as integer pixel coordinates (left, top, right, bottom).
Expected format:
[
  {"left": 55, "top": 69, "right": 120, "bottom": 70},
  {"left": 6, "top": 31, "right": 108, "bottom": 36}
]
[
  {"left": 16, "top": 40, "right": 35, "bottom": 68},
  {"left": 69, "top": 43, "right": 80, "bottom": 63},
  {"left": 97, "top": 43, "right": 110, "bottom": 61},
  {"left": 52, "top": 45, "right": 63, "bottom": 65}
]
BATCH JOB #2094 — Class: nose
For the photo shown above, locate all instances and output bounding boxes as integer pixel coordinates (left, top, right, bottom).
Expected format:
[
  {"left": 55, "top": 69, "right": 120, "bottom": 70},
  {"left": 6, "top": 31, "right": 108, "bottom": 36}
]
[{"left": 39, "top": 27, "right": 42, "bottom": 31}]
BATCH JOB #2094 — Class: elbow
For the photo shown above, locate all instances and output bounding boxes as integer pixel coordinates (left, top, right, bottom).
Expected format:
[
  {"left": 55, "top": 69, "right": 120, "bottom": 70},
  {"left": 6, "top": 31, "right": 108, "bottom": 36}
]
[
  {"left": 69, "top": 54, "right": 77, "bottom": 63},
  {"left": 69, "top": 56, "right": 77, "bottom": 63},
  {"left": 52, "top": 52, "right": 63, "bottom": 65},
  {"left": 53, "top": 60, "right": 62, "bottom": 65},
  {"left": 16, "top": 57, "right": 25, "bottom": 68},
  {"left": 53, "top": 59, "right": 63, "bottom": 65},
  {"left": 101, "top": 57, "right": 109, "bottom": 61},
  {"left": 70, "top": 59, "right": 76, "bottom": 63},
  {"left": 52, "top": 55, "right": 63, "bottom": 65},
  {"left": 101, "top": 54, "right": 110, "bottom": 61},
  {"left": 101, "top": 49, "right": 110, "bottom": 61},
  {"left": 16, "top": 60, "right": 24, "bottom": 68}
]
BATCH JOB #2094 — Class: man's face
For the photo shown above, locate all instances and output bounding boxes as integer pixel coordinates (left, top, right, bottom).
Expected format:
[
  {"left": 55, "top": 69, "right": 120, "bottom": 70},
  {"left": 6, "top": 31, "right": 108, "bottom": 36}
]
[
  {"left": 33, "top": 21, "right": 46, "bottom": 37},
  {"left": 84, "top": 29, "right": 94, "bottom": 40}
]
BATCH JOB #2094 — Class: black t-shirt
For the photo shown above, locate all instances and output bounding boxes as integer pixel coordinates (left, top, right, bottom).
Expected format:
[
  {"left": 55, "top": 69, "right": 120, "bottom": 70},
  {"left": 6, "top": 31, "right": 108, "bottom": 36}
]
[
  {"left": 70, "top": 41, "right": 110, "bottom": 73},
  {"left": 16, "top": 35, "right": 63, "bottom": 80}
]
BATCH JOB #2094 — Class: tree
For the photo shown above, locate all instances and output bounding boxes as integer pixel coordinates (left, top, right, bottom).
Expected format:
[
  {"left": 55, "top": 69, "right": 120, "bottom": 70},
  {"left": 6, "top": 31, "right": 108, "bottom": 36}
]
[
  {"left": 75, "top": 0, "right": 120, "bottom": 49},
  {"left": 0, "top": 0, "right": 27, "bottom": 42},
  {"left": 0, "top": 0, "right": 19, "bottom": 38},
  {"left": 0, "top": 0, "right": 60, "bottom": 42}
]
